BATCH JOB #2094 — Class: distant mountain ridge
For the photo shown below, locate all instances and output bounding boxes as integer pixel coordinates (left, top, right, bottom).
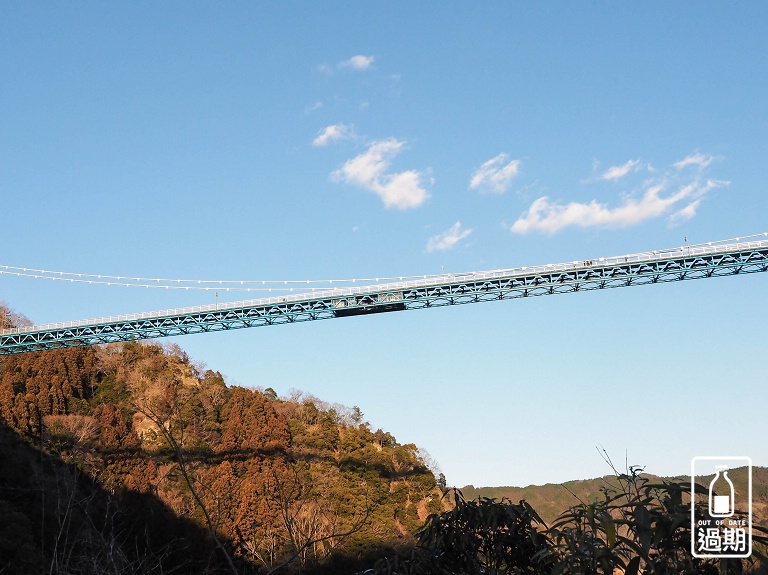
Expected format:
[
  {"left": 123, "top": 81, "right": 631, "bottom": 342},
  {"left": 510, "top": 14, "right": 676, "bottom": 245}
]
[{"left": 460, "top": 465, "right": 768, "bottom": 525}]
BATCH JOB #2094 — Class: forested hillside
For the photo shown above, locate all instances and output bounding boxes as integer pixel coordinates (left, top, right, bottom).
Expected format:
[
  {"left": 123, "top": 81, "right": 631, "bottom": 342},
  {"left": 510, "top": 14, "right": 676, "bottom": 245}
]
[
  {"left": 0, "top": 305, "right": 442, "bottom": 574},
  {"left": 4, "top": 304, "right": 767, "bottom": 575}
]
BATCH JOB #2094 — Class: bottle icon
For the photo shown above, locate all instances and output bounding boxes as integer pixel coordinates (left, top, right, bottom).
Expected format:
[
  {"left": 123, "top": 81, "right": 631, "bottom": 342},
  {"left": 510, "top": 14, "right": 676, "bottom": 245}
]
[{"left": 709, "top": 465, "right": 734, "bottom": 517}]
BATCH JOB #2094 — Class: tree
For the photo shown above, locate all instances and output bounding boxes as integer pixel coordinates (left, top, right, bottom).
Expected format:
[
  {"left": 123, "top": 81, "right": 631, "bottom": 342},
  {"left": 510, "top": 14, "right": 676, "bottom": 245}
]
[
  {"left": 0, "top": 303, "right": 31, "bottom": 330},
  {"left": 260, "top": 460, "right": 377, "bottom": 574},
  {"left": 366, "top": 468, "right": 768, "bottom": 575},
  {"left": 133, "top": 392, "right": 240, "bottom": 575},
  {"left": 368, "top": 490, "right": 551, "bottom": 575}
]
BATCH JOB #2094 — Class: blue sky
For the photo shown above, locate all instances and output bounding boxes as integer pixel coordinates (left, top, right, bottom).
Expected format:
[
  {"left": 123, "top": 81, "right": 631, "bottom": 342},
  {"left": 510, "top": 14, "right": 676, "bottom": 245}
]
[{"left": 2, "top": 3, "right": 767, "bottom": 488}]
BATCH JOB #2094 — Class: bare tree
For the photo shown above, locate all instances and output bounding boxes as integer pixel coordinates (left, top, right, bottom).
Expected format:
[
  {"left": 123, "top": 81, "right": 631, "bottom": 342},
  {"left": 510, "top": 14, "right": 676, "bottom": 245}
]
[
  {"left": 0, "top": 303, "right": 31, "bottom": 329},
  {"left": 134, "top": 398, "right": 240, "bottom": 575},
  {"left": 261, "top": 461, "right": 376, "bottom": 574}
]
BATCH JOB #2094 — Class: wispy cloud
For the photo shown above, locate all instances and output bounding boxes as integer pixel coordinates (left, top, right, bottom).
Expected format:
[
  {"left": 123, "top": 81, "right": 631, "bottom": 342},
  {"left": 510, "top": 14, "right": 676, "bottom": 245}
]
[
  {"left": 312, "top": 124, "right": 356, "bottom": 147},
  {"left": 426, "top": 221, "right": 473, "bottom": 253},
  {"left": 304, "top": 101, "right": 323, "bottom": 114},
  {"left": 339, "top": 55, "right": 375, "bottom": 71},
  {"left": 315, "top": 55, "right": 375, "bottom": 75},
  {"left": 331, "top": 138, "right": 430, "bottom": 210},
  {"left": 469, "top": 154, "right": 521, "bottom": 193},
  {"left": 600, "top": 159, "right": 640, "bottom": 181},
  {"left": 511, "top": 153, "right": 726, "bottom": 234},
  {"left": 673, "top": 152, "right": 715, "bottom": 170},
  {"left": 669, "top": 198, "right": 701, "bottom": 224}
]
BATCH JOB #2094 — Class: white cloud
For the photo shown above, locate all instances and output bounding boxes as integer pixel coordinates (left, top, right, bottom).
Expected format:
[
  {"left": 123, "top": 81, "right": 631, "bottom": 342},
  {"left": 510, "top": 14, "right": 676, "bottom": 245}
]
[
  {"left": 674, "top": 152, "right": 715, "bottom": 170},
  {"left": 331, "top": 138, "right": 430, "bottom": 210},
  {"left": 304, "top": 101, "right": 323, "bottom": 114},
  {"left": 600, "top": 159, "right": 640, "bottom": 181},
  {"left": 511, "top": 175, "right": 727, "bottom": 235},
  {"left": 315, "top": 55, "right": 375, "bottom": 76},
  {"left": 312, "top": 124, "right": 355, "bottom": 147},
  {"left": 426, "top": 221, "right": 473, "bottom": 253},
  {"left": 469, "top": 154, "right": 521, "bottom": 193},
  {"left": 340, "top": 55, "right": 375, "bottom": 70},
  {"left": 669, "top": 199, "right": 701, "bottom": 224}
]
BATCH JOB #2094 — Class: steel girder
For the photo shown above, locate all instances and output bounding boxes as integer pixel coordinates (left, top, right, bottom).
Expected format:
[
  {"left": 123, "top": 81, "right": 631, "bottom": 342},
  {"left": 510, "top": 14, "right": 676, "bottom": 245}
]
[
  {"left": 2, "top": 245, "right": 767, "bottom": 355},
  {"left": 398, "top": 247, "right": 768, "bottom": 310}
]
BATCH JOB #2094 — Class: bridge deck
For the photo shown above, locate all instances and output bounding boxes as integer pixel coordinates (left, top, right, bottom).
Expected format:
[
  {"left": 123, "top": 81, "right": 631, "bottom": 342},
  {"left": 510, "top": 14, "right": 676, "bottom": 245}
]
[{"left": 2, "top": 235, "right": 767, "bottom": 355}]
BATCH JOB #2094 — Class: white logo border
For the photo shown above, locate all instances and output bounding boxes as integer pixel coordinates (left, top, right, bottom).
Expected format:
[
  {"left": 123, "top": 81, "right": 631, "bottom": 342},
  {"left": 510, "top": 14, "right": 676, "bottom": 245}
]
[{"left": 690, "top": 456, "right": 752, "bottom": 559}]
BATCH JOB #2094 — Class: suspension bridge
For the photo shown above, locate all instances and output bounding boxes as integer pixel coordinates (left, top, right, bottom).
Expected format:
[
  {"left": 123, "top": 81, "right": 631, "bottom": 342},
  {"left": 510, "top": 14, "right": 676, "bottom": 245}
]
[{"left": 1, "top": 234, "right": 767, "bottom": 355}]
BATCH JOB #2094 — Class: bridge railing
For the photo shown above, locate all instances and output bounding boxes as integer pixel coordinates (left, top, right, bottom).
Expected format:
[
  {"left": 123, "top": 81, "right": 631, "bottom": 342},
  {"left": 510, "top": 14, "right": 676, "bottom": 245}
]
[{"left": 3, "top": 235, "right": 767, "bottom": 337}]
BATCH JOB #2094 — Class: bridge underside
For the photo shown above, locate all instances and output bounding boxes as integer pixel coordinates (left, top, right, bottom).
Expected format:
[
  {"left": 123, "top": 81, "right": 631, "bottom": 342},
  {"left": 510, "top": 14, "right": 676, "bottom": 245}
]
[{"left": 2, "top": 245, "right": 767, "bottom": 355}]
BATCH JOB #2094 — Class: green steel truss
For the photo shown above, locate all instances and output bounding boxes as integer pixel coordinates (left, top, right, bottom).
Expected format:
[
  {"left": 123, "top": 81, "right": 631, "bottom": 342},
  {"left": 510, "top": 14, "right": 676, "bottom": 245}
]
[{"left": 2, "top": 237, "right": 767, "bottom": 355}]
